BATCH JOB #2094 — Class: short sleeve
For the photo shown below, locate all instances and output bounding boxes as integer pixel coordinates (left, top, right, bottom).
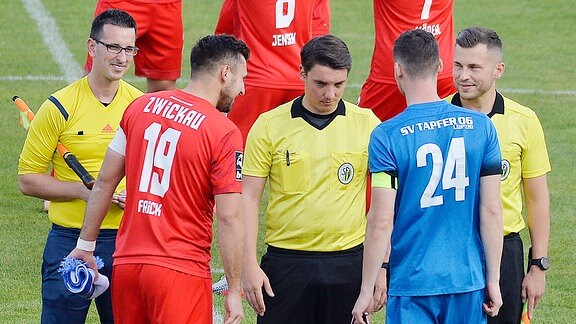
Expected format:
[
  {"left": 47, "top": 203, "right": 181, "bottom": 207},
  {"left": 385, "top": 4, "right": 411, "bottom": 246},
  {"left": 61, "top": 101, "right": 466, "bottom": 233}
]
[
  {"left": 18, "top": 99, "right": 67, "bottom": 174},
  {"left": 243, "top": 115, "right": 273, "bottom": 178},
  {"left": 211, "top": 127, "right": 243, "bottom": 195},
  {"left": 108, "top": 126, "right": 127, "bottom": 156},
  {"left": 522, "top": 112, "right": 551, "bottom": 178},
  {"left": 481, "top": 117, "right": 503, "bottom": 177},
  {"left": 368, "top": 125, "right": 396, "bottom": 174}
]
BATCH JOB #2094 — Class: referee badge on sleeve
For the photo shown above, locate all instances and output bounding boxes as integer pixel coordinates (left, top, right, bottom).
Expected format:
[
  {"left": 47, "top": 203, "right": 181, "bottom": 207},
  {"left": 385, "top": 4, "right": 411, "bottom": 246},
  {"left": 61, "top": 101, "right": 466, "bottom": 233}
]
[
  {"left": 501, "top": 159, "right": 510, "bottom": 180},
  {"left": 235, "top": 151, "right": 243, "bottom": 181}
]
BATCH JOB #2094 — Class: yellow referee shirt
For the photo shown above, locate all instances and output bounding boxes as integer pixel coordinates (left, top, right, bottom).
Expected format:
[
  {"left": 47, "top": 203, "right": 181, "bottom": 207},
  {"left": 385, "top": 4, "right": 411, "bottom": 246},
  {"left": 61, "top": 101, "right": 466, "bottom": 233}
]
[
  {"left": 19, "top": 77, "right": 142, "bottom": 229},
  {"left": 449, "top": 92, "right": 551, "bottom": 235},
  {"left": 243, "top": 97, "right": 381, "bottom": 251}
]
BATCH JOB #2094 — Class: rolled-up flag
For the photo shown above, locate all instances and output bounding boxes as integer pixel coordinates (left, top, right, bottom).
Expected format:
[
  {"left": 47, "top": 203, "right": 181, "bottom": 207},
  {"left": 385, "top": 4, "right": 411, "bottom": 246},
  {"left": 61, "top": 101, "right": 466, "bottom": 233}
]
[{"left": 58, "top": 257, "right": 109, "bottom": 299}]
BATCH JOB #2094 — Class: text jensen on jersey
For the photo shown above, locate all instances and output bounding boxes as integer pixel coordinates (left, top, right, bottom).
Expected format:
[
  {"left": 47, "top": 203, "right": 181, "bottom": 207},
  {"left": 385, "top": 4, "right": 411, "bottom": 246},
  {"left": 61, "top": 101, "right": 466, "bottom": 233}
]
[{"left": 272, "top": 32, "right": 296, "bottom": 46}]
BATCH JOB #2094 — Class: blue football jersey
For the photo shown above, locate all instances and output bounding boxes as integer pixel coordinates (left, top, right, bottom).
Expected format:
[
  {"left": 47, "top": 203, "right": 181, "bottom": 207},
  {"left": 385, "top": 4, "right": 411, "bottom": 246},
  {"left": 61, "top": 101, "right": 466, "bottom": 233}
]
[{"left": 369, "top": 100, "right": 501, "bottom": 296}]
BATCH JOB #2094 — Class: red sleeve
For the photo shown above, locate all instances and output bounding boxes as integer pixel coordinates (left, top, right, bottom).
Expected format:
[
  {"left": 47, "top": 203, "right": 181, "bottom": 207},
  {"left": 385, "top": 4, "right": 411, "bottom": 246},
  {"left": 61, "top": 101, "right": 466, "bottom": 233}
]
[{"left": 211, "top": 128, "right": 243, "bottom": 195}]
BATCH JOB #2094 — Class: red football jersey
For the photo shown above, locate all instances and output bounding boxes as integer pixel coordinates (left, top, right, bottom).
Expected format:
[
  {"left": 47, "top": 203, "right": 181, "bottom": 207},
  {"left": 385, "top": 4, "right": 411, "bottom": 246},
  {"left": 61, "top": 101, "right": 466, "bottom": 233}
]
[
  {"left": 113, "top": 89, "right": 243, "bottom": 278},
  {"left": 312, "top": 0, "right": 331, "bottom": 36},
  {"left": 215, "top": 0, "right": 325, "bottom": 90},
  {"left": 367, "top": 0, "right": 454, "bottom": 83}
]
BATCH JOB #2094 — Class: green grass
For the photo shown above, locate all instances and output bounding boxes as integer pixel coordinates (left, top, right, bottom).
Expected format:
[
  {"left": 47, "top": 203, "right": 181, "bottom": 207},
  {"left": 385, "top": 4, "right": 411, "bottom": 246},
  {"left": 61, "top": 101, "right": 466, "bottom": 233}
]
[{"left": 1, "top": 0, "right": 575, "bottom": 323}]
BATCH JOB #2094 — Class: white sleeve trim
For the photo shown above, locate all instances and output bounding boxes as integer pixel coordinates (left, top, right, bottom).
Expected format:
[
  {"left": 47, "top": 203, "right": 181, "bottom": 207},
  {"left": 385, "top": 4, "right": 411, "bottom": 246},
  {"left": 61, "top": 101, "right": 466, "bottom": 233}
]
[{"left": 108, "top": 127, "right": 127, "bottom": 156}]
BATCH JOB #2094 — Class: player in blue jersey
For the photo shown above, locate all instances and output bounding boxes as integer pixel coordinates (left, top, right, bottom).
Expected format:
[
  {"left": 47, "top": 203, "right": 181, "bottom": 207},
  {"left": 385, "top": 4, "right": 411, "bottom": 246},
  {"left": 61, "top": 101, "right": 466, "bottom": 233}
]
[{"left": 351, "top": 29, "right": 504, "bottom": 323}]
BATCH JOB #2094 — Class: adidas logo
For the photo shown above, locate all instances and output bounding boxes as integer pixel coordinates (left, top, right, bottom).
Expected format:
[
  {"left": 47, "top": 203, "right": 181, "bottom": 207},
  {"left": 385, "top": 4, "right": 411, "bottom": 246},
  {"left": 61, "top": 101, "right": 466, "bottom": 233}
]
[{"left": 101, "top": 124, "right": 115, "bottom": 133}]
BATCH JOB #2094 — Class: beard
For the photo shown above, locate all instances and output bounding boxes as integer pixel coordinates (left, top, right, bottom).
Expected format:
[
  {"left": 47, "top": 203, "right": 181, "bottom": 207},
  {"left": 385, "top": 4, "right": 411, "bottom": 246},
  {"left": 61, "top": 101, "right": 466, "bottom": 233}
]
[{"left": 216, "top": 90, "right": 234, "bottom": 113}]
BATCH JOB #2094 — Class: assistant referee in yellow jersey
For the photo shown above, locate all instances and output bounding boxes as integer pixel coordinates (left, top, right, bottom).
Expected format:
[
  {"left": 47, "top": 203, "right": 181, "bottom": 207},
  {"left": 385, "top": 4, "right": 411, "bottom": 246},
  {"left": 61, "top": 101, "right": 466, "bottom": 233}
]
[
  {"left": 242, "top": 35, "right": 381, "bottom": 324},
  {"left": 451, "top": 27, "right": 551, "bottom": 323},
  {"left": 18, "top": 10, "right": 142, "bottom": 323}
]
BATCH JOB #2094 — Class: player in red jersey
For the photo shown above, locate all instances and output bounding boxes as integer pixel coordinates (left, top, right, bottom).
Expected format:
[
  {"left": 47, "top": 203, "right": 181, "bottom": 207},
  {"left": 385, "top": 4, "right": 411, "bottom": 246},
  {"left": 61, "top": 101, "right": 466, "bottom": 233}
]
[
  {"left": 215, "top": 0, "right": 330, "bottom": 144},
  {"left": 69, "top": 35, "right": 250, "bottom": 324},
  {"left": 85, "top": 0, "right": 183, "bottom": 92},
  {"left": 358, "top": 0, "right": 456, "bottom": 121}
]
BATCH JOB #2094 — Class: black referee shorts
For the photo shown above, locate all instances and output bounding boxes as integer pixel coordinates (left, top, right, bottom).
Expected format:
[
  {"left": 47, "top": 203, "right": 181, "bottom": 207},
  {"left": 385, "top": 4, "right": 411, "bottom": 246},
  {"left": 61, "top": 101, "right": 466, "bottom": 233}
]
[
  {"left": 257, "top": 244, "right": 363, "bottom": 324},
  {"left": 488, "top": 232, "right": 524, "bottom": 324}
]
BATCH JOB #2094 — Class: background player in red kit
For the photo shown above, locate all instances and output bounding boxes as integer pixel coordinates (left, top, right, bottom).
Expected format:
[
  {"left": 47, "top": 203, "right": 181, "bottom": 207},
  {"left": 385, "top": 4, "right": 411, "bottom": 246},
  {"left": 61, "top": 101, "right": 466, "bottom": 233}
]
[
  {"left": 312, "top": 0, "right": 331, "bottom": 36},
  {"left": 85, "top": 0, "right": 184, "bottom": 92},
  {"left": 69, "top": 35, "right": 250, "bottom": 324},
  {"left": 358, "top": 0, "right": 456, "bottom": 121},
  {"left": 215, "top": 0, "right": 330, "bottom": 143}
]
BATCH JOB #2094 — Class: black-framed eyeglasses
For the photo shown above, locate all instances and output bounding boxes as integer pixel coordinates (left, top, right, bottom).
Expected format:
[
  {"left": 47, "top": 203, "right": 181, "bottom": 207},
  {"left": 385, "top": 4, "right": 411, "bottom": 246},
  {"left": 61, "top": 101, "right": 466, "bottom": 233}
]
[{"left": 92, "top": 38, "right": 139, "bottom": 56}]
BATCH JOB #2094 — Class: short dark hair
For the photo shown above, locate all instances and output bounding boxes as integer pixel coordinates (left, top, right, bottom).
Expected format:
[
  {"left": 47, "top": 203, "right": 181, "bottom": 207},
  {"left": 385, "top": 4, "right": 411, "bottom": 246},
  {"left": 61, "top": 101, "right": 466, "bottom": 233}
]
[
  {"left": 300, "top": 34, "right": 352, "bottom": 73},
  {"left": 393, "top": 29, "right": 439, "bottom": 78},
  {"left": 90, "top": 9, "right": 137, "bottom": 40},
  {"left": 456, "top": 27, "right": 503, "bottom": 59},
  {"left": 189, "top": 34, "right": 250, "bottom": 77}
]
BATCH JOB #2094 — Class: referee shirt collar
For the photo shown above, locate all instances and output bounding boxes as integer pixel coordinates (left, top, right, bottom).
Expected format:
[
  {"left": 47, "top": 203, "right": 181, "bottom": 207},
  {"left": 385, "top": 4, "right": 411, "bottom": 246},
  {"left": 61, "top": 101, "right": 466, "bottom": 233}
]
[
  {"left": 291, "top": 96, "right": 346, "bottom": 119},
  {"left": 450, "top": 91, "right": 505, "bottom": 118}
]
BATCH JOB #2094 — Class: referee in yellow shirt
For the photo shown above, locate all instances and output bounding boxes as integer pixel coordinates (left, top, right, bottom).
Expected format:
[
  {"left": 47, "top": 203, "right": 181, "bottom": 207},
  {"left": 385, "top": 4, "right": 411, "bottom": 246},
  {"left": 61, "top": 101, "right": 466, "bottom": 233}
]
[
  {"left": 451, "top": 26, "right": 551, "bottom": 323},
  {"left": 242, "top": 35, "right": 381, "bottom": 324},
  {"left": 18, "top": 10, "right": 142, "bottom": 323}
]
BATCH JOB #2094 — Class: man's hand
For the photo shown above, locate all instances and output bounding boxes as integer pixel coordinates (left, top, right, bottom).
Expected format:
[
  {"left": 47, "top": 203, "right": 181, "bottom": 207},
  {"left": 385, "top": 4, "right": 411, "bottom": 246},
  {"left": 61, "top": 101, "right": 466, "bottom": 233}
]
[
  {"left": 522, "top": 267, "right": 546, "bottom": 319},
  {"left": 242, "top": 262, "right": 274, "bottom": 316},
  {"left": 67, "top": 248, "right": 98, "bottom": 273},
  {"left": 224, "top": 290, "right": 243, "bottom": 324},
  {"left": 351, "top": 292, "right": 374, "bottom": 324},
  {"left": 111, "top": 190, "right": 126, "bottom": 209},
  {"left": 372, "top": 268, "right": 388, "bottom": 312},
  {"left": 483, "top": 282, "right": 503, "bottom": 317}
]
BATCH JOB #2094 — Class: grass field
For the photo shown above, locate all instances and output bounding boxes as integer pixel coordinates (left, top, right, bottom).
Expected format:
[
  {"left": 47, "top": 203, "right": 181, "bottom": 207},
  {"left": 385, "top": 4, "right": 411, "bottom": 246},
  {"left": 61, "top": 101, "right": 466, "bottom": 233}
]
[{"left": 1, "top": 0, "right": 575, "bottom": 323}]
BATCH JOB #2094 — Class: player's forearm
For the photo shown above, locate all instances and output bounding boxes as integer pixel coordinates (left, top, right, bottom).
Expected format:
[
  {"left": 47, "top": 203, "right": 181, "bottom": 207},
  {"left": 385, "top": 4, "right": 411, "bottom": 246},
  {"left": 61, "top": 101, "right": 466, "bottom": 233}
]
[
  {"left": 479, "top": 185, "right": 503, "bottom": 284},
  {"left": 218, "top": 210, "right": 245, "bottom": 293},
  {"left": 479, "top": 175, "right": 503, "bottom": 283},
  {"left": 480, "top": 217, "right": 503, "bottom": 283},
  {"left": 360, "top": 209, "right": 393, "bottom": 296},
  {"left": 79, "top": 151, "right": 126, "bottom": 241},
  {"left": 18, "top": 173, "right": 89, "bottom": 201},
  {"left": 79, "top": 177, "right": 118, "bottom": 241},
  {"left": 524, "top": 176, "right": 550, "bottom": 258},
  {"left": 359, "top": 188, "right": 395, "bottom": 296}
]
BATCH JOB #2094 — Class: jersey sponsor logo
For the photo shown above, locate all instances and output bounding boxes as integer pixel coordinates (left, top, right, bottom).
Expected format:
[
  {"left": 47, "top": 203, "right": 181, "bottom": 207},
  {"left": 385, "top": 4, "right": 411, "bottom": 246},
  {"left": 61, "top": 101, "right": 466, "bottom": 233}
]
[
  {"left": 414, "top": 23, "right": 442, "bottom": 37},
  {"left": 400, "top": 116, "right": 474, "bottom": 136},
  {"left": 272, "top": 32, "right": 296, "bottom": 46},
  {"left": 501, "top": 159, "right": 510, "bottom": 180},
  {"left": 235, "top": 151, "right": 243, "bottom": 181},
  {"left": 143, "top": 96, "right": 207, "bottom": 130},
  {"left": 101, "top": 124, "right": 115, "bottom": 133},
  {"left": 137, "top": 199, "right": 162, "bottom": 217},
  {"left": 338, "top": 162, "right": 354, "bottom": 185}
]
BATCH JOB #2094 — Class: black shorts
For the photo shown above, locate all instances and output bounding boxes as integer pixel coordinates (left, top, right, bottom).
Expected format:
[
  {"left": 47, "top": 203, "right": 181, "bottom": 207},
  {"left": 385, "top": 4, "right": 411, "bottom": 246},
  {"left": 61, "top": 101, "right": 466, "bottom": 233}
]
[
  {"left": 257, "top": 244, "right": 363, "bottom": 324},
  {"left": 488, "top": 232, "right": 524, "bottom": 324}
]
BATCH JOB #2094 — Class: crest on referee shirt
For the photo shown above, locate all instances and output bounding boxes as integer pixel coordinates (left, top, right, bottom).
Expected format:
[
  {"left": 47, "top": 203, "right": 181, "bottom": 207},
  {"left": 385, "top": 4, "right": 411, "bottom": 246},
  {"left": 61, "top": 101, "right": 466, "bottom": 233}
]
[
  {"left": 501, "top": 159, "right": 510, "bottom": 181},
  {"left": 338, "top": 162, "right": 354, "bottom": 184}
]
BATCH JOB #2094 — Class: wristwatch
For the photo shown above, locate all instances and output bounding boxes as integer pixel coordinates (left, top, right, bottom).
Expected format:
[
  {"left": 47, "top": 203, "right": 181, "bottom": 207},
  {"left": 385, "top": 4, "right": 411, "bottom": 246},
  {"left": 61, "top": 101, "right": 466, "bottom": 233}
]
[{"left": 530, "top": 257, "right": 551, "bottom": 271}]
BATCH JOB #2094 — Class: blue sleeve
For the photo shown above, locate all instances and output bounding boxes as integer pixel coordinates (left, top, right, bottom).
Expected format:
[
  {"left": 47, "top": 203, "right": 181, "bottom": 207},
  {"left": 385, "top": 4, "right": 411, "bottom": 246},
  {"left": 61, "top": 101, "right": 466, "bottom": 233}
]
[
  {"left": 368, "top": 126, "right": 396, "bottom": 174},
  {"left": 481, "top": 117, "right": 502, "bottom": 177}
]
